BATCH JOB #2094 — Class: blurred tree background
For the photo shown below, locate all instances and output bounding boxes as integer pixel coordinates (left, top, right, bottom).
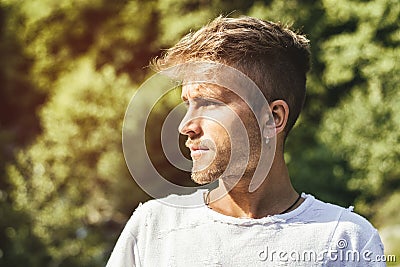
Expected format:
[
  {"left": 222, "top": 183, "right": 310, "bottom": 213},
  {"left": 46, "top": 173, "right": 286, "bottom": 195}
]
[{"left": 0, "top": 0, "right": 398, "bottom": 266}]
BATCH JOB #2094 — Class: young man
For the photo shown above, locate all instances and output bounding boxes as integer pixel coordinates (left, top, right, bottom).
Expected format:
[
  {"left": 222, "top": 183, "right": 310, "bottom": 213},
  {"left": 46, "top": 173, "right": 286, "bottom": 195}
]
[{"left": 107, "top": 16, "right": 384, "bottom": 266}]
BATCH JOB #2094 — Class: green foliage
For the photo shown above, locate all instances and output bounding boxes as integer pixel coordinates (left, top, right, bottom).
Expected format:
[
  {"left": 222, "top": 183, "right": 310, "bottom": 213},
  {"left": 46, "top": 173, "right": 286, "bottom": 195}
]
[
  {"left": 156, "top": 0, "right": 254, "bottom": 46},
  {"left": 318, "top": 0, "right": 400, "bottom": 216},
  {"left": 0, "top": 199, "right": 51, "bottom": 266},
  {"left": 320, "top": 85, "right": 400, "bottom": 207},
  {"left": 9, "top": 0, "right": 161, "bottom": 91},
  {"left": 7, "top": 58, "right": 138, "bottom": 265},
  {"left": 374, "top": 191, "right": 400, "bottom": 266},
  {"left": 0, "top": 1, "right": 46, "bottom": 173},
  {"left": 321, "top": 0, "right": 399, "bottom": 86},
  {"left": 1, "top": 0, "right": 399, "bottom": 265}
]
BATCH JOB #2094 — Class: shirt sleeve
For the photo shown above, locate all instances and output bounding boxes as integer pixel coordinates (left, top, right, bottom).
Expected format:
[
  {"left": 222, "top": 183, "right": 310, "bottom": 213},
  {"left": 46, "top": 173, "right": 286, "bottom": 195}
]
[
  {"left": 106, "top": 205, "right": 145, "bottom": 267},
  {"left": 358, "top": 230, "right": 386, "bottom": 266},
  {"left": 106, "top": 229, "right": 139, "bottom": 267},
  {"left": 326, "top": 207, "right": 386, "bottom": 266}
]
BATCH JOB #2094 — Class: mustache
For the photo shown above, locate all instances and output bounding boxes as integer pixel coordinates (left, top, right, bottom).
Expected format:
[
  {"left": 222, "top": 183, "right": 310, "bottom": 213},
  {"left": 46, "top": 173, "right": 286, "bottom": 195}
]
[{"left": 185, "top": 139, "right": 215, "bottom": 150}]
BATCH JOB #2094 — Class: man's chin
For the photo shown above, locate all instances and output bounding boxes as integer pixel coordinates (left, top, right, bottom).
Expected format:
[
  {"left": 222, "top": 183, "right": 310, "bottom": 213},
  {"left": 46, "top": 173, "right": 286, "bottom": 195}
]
[
  {"left": 191, "top": 168, "right": 222, "bottom": 185},
  {"left": 191, "top": 159, "right": 259, "bottom": 186}
]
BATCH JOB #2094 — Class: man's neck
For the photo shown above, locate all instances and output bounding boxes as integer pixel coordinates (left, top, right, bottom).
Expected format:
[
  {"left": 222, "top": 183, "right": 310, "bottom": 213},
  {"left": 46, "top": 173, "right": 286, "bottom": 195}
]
[{"left": 206, "top": 153, "right": 302, "bottom": 219}]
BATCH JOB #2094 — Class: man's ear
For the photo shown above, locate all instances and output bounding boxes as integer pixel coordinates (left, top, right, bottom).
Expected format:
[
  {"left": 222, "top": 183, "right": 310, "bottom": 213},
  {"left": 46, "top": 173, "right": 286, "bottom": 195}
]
[
  {"left": 268, "top": 100, "right": 289, "bottom": 136},
  {"left": 259, "top": 104, "right": 275, "bottom": 140}
]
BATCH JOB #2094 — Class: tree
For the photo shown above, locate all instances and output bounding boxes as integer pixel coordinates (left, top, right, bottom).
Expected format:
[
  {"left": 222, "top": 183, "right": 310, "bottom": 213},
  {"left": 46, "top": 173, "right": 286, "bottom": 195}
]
[
  {"left": 0, "top": 3, "right": 48, "bottom": 265},
  {"left": 319, "top": 0, "right": 400, "bottom": 217}
]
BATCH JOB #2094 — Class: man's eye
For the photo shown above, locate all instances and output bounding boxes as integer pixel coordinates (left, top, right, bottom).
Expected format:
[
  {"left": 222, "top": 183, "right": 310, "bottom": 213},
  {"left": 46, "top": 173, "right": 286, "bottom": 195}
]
[
  {"left": 183, "top": 98, "right": 222, "bottom": 108},
  {"left": 200, "top": 99, "right": 221, "bottom": 107}
]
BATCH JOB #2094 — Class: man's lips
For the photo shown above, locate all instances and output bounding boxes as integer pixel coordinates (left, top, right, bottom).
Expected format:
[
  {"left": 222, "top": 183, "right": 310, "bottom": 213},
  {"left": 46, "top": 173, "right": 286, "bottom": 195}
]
[
  {"left": 189, "top": 145, "right": 209, "bottom": 151},
  {"left": 189, "top": 145, "right": 209, "bottom": 159}
]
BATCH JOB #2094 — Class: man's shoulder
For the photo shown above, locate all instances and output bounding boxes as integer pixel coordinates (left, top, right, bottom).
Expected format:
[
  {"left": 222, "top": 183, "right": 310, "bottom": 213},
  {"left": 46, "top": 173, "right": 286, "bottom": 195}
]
[
  {"left": 304, "top": 194, "right": 378, "bottom": 237},
  {"left": 134, "top": 189, "right": 206, "bottom": 213},
  {"left": 306, "top": 195, "right": 384, "bottom": 262},
  {"left": 128, "top": 190, "right": 206, "bottom": 229}
]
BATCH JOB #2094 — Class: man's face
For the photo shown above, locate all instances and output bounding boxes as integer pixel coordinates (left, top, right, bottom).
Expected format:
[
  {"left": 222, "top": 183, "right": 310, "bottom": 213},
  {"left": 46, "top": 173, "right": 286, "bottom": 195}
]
[{"left": 179, "top": 83, "right": 262, "bottom": 185}]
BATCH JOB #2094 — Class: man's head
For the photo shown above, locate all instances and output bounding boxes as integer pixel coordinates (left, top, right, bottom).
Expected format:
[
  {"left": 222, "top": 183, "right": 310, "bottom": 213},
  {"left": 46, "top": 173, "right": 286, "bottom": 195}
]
[
  {"left": 155, "top": 15, "right": 311, "bottom": 136},
  {"left": 154, "top": 16, "right": 311, "bottom": 184}
]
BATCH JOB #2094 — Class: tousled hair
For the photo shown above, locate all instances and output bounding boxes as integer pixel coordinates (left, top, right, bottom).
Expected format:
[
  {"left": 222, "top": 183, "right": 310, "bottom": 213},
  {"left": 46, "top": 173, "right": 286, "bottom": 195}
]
[{"left": 154, "top": 15, "right": 311, "bottom": 136}]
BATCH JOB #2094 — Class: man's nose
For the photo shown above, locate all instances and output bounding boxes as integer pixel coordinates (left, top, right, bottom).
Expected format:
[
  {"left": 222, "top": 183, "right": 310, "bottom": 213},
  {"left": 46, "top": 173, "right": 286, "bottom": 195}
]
[{"left": 178, "top": 115, "right": 202, "bottom": 138}]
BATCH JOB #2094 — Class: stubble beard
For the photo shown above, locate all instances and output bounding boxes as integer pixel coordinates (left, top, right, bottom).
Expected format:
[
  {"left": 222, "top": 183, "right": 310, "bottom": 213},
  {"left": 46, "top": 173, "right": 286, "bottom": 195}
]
[
  {"left": 190, "top": 123, "right": 261, "bottom": 185},
  {"left": 190, "top": 140, "right": 231, "bottom": 185}
]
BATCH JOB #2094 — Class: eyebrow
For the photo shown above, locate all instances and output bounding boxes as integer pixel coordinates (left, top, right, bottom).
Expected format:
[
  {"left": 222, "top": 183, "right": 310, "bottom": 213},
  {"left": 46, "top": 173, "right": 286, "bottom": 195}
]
[
  {"left": 181, "top": 84, "right": 236, "bottom": 103},
  {"left": 182, "top": 93, "right": 211, "bottom": 101}
]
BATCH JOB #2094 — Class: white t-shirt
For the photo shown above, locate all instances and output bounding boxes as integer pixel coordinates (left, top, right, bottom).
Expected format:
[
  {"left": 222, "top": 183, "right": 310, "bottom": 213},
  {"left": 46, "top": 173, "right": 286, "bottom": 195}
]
[{"left": 106, "top": 190, "right": 385, "bottom": 266}]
